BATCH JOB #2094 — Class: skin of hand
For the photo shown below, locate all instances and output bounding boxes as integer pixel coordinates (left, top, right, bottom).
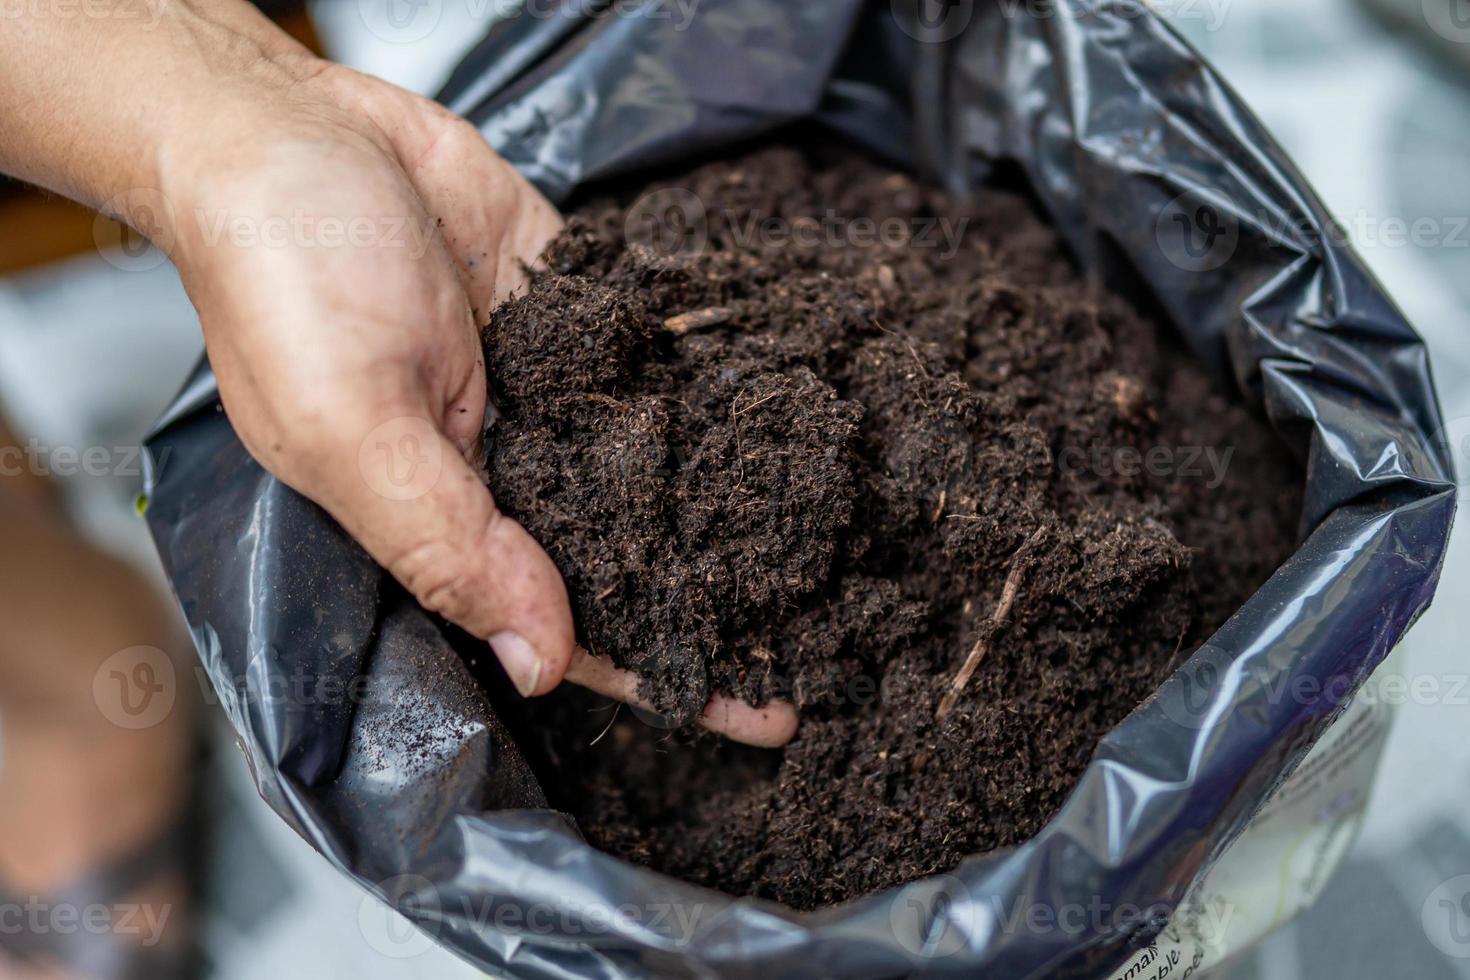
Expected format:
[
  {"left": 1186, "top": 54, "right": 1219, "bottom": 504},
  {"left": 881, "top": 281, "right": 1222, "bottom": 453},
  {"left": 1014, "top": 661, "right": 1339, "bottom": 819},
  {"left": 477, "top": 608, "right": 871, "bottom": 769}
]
[{"left": 0, "top": 0, "right": 797, "bottom": 747}]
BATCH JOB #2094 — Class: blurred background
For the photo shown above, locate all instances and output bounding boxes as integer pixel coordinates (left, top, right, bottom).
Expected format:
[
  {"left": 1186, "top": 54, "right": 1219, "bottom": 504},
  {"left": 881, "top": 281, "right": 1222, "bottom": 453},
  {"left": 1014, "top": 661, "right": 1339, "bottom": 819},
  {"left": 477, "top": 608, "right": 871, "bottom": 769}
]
[
  {"left": 1173, "top": 0, "right": 1470, "bottom": 976},
  {"left": 1, "top": 0, "right": 1468, "bottom": 976}
]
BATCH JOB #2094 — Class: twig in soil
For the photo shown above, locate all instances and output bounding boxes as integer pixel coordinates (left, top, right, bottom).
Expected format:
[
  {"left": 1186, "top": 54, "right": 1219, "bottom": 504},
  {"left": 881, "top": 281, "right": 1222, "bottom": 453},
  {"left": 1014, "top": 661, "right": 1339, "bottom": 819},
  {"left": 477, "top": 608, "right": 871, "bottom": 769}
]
[
  {"left": 584, "top": 392, "right": 631, "bottom": 411},
  {"left": 733, "top": 391, "right": 781, "bottom": 417},
  {"left": 664, "top": 306, "right": 734, "bottom": 335},
  {"left": 935, "top": 529, "right": 1045, "bottom": 722},
  {"left": 871, "top": 316, "right": 932, "bottom": 386}
]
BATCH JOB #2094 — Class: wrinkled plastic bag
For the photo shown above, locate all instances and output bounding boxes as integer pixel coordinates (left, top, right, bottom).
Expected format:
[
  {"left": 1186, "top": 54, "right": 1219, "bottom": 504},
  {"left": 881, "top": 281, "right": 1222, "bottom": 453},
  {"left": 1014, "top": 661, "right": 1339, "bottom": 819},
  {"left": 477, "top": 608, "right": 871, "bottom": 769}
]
[{"left": 142, "top": 1, "right": 1457, "bottom": 976}]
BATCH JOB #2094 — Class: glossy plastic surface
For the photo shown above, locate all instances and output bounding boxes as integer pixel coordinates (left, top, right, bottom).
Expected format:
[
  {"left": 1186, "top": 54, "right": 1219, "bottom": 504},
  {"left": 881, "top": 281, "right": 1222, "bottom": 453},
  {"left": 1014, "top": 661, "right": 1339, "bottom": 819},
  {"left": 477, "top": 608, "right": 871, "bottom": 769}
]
[{"left": 143, "top": 2, "right": 1457, "bottom": 976}]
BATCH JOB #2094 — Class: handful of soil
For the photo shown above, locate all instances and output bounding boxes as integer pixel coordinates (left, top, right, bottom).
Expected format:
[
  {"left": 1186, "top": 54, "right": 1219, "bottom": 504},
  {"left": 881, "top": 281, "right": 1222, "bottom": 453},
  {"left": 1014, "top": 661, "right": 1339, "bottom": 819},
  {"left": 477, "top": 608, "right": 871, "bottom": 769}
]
[{"left": 478, "top": 146, "right": 1300, "bottom": 909}]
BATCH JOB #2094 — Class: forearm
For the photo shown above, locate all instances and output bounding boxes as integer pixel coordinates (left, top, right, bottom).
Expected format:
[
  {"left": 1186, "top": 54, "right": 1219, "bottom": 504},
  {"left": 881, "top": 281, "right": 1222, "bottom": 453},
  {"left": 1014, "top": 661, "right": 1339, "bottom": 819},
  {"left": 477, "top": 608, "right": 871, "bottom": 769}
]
[{"left": 0, "top": 0, "right": 317, "bottom": 230}]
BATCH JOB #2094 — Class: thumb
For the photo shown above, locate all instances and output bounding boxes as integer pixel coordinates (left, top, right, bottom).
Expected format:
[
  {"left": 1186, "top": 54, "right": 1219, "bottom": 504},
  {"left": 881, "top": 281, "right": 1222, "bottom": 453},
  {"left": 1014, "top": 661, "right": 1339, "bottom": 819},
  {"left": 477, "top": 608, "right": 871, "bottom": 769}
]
[{"left": 322, "top": 410, "right": 576, "bottom": 697}]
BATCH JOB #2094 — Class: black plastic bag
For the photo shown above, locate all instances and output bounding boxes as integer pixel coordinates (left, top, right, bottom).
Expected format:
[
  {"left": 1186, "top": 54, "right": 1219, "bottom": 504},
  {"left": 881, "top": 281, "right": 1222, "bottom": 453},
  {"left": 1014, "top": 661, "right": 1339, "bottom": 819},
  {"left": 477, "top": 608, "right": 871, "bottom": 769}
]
[{"left": 143, "top": 1, "right": 1457, "bottom": 976}]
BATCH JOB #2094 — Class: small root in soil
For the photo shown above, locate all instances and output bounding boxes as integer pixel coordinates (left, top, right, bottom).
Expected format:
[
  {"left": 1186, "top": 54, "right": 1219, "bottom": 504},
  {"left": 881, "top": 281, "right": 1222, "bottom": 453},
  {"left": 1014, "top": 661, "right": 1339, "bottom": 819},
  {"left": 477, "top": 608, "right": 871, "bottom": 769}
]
[{"left": 936, "top": 528, "right": 1044, "bottom": 721}]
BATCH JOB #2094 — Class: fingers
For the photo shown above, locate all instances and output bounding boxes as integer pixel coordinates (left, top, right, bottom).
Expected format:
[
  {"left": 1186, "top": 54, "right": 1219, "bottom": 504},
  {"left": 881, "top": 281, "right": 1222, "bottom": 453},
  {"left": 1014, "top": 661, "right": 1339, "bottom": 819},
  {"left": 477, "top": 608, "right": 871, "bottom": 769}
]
[
  {"left": 295, "top": 412, "right": 576, "bottom": 698},
  {"left": 318, "top": 418, "right": 793, "bottom": 744},
  {"left": 395, "top": 114, "right": 565, "bottom": 317},
  {"left": 700, "top": 694, "right": 800, "bottom": 749},
  {"left": 565, "top": 648, "right": 799, "bottom": 749},
  {"left": 234, "top": 359, "right": 791, "bottom": 742}
]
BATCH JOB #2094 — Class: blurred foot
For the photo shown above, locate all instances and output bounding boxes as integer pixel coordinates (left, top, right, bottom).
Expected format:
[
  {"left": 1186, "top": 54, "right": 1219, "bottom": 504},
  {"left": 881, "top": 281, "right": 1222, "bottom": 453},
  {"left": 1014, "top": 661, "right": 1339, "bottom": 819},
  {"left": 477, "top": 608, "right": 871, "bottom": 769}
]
[{"left": 0, "top": 485, "right": 196, "bottom": 978}]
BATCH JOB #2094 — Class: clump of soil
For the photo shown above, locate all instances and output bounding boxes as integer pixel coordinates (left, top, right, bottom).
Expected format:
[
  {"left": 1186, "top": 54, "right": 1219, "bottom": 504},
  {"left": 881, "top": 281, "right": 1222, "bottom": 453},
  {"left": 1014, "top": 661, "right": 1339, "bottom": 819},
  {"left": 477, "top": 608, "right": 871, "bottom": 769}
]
[{"left": 478, "top": 146, "right": 1301, "bottom": 909}]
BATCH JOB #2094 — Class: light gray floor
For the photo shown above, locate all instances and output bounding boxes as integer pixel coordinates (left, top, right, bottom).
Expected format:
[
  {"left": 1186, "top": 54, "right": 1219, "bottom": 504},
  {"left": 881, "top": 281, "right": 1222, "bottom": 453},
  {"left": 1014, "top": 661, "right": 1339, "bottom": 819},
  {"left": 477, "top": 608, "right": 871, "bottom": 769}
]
[{"left": 0, "top": 0, "right": 1467, "bottom": 976}]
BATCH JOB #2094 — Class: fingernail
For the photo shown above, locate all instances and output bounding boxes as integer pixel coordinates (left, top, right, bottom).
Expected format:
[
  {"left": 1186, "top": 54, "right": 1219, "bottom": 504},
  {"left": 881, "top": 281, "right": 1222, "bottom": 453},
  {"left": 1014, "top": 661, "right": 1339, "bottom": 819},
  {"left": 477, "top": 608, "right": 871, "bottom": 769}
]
[{"left": 490, "top": 631, "right": 542, "bottom": 697}]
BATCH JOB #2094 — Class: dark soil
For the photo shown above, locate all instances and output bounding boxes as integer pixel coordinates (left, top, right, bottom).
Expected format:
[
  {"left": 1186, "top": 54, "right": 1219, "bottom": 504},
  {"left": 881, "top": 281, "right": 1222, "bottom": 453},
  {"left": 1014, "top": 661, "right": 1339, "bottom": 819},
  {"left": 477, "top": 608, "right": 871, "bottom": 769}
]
[{"left": 478, "top": 146, "right": 1301, "bottom": 909}]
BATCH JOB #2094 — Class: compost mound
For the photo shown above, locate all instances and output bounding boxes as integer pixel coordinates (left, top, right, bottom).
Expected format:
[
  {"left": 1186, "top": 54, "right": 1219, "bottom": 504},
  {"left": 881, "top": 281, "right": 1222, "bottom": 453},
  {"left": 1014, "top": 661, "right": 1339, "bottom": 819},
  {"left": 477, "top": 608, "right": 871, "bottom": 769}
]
[{"left": 479, "top": 147, "right": 1300, "bottom": 909}]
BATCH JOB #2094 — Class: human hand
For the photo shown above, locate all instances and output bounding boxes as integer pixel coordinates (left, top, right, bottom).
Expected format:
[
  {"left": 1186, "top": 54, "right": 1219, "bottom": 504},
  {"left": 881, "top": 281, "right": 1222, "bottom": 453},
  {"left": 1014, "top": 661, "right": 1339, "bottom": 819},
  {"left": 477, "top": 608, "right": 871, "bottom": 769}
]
[{"left": 159, "top": 58, "right": 797, "bottom": 747}]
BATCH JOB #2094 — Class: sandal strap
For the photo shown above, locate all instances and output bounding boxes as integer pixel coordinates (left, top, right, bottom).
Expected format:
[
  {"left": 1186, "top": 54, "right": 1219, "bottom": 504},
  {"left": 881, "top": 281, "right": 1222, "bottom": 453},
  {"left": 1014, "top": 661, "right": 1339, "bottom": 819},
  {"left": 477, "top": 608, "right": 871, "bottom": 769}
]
[
  {"left": 53, "top": 809, "right": 194, "bottom": 911},
  {"left": 0, "top": 809, "right": 200, "bottom": 979}
]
